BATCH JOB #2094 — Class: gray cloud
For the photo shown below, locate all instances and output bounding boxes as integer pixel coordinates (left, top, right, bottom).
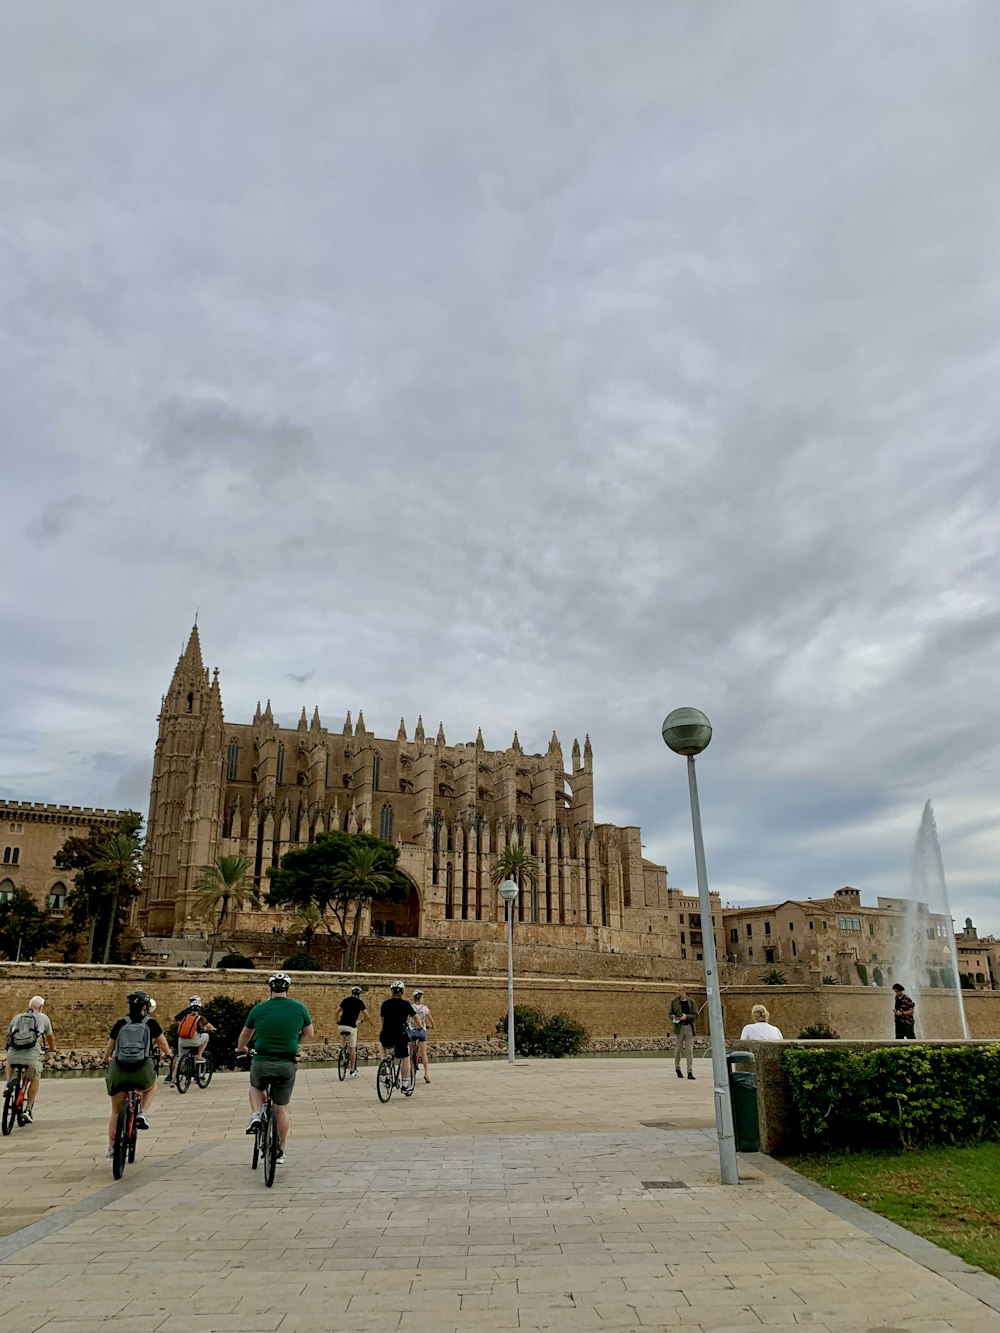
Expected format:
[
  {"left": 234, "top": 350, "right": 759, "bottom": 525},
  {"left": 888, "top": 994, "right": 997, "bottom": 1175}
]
[{"left": 2, "top": 1, "right": 999, "bottom": 930}]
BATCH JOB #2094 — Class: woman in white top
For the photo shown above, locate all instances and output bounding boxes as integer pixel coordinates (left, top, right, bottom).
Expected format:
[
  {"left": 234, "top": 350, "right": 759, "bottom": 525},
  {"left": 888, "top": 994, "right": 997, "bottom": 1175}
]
[{"left": 739, "top": 1004, "right": 783, "bottom": 1041}]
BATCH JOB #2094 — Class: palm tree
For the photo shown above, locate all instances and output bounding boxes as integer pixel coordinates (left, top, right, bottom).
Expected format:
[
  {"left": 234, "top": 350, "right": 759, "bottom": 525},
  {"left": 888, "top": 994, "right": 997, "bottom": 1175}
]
[
  {"left": 92, "top": 829, "right": 144, "bottom": 963},
  {"left": 192, "top": 854, "right": 257, "bottom": 966},
  {"left": 331, "top": 844, "right": 394, "bottom": 968},
  {"left": 490, "top": 842, "right": 541, "bottom": 922},
  {"left": 291, "top": 904, "right": 322, "bottom": 953}
]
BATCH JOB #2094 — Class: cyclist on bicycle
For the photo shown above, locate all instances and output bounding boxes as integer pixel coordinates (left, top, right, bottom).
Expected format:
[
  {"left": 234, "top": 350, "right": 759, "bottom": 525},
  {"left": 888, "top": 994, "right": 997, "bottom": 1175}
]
[
  {"left": 236, "top": 972, "right": 313, "bottom": 1166},
  {"left": 102, "top": 991, "right": 170, "bottom": 1158},
  {"left": 380, "top": 980, "right": 422, "bottom": 1096},
  {"left": 166, "top": 996, "right": 217, "bottom": 1086},
  {"left": 408, "top": 989, "right": 434, "bottom": 1085},
  {"left": 337, "top": 985, "right": 367, "bottom": 1078},
  {"left": 5, "top": 996, "right": 55, "bottom": 1124}
]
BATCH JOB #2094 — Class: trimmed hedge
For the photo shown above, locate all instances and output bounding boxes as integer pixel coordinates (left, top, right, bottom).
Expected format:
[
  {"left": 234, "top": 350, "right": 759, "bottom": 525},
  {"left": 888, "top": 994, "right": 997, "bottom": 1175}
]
[
  {"left": 495, "top": 1005, "right": 589, "bottom": 1058},
  {"left": 784, "top": 1044, "right": 1000, "bottom": 1151}
]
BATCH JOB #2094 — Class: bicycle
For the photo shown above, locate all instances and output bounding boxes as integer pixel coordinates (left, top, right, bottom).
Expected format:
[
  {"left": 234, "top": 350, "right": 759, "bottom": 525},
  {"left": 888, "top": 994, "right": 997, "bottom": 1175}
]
[
  {"left": 112, "top": 1088, "right": 141, "bottom": 1180},
  {"left": 2, "top": 1068, "right": 32, "bottom": 1135},
  {"left": 251, "top": 1077, "right": 280, "bottom": 1187},
  {"left": 174, "top": 1048, "right": 214, "bottom": 1095},
  {"left": 376, "top": 1048, "right": 413, "bottom": 1102},
  {"left": 337, "top": 1034, "right": 351, "bottom": 1082}
]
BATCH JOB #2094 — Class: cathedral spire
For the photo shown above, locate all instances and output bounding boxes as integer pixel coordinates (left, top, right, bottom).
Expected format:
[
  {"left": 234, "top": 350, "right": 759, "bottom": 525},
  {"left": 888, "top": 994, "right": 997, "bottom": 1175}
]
[
  {"left": 180, "top": 623, "right": 204, "bottom": 675},
  {"left": 414, "top": 715, "right": 425, "bottom": 743},
  {"left": 343, "top": 710, "right": 353, "bottom": 737},
  {"left": 356, "top": 709, "right": 366, "bottom": 736},
  {"left": 436, "top": 721, "right": 446, "bottom": 746},
  {"left": 263, "top": 699, "right": 273, "bottom": 723},
  {"left": 584, "top": 734, "right": 592, "bottom": 763},
  {"left": 476, "top": 726, "right": 484, "bottom": 750},
  {"left": 254, "top": 700, "right": 262, "bottom": 724},
  {"left": 549, "top": 729, "right": 560, "bottom": 752},
  {"left": 310, "top": 705, "right": 322, "bottom": 733},
  {"left": 397, "top": 717, "right": 407, "bottom": 741},
  {"left": 511, "top": 730, "right": 522, "bottom": 754},
  {"left": 298, "top": 706, "right": 308, "bottom": 730}
]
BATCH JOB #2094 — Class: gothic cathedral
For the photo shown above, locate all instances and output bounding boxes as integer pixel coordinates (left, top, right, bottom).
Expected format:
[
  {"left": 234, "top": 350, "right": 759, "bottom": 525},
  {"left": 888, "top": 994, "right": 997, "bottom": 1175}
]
[{"left": 138, "top": 626, "right": 674, "bottom": 951}]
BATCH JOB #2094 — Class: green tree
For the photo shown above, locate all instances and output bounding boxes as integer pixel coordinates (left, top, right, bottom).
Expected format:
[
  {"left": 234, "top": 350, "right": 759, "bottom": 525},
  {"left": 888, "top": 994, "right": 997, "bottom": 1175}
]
[
  {"left": 56, "top": 812, "right": 144, "bottom": 963},
  {"left": 290, "top": 903, "right": 322, "bottom": 952},
  {"left": 267, "top": 830, "right": 410, "bottom": 969},
  {"left": 0, "top": 888, "right": 61, "bottom": 961},
  {"left": 490, "top": 842, "right": 541, "bottom": 919},
  {"left": 192, "top": 854, "right": 258, "bottom": 966}
]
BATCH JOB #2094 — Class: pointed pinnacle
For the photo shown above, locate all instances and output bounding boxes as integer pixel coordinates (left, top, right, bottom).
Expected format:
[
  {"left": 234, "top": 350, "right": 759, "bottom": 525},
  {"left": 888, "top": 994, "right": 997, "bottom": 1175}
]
[
  {"left": 436, "top": 721, "right": 446, "bottom": 746},
  {"left": 476, "top": 727, "right": 484, "bottom": 749},
  {"left": 298, "top": 706, "right": 308, "bottom": 728},
  {"left": 398, "top": 717, "right": 407, "bottom": 741},
  {"left": 356, "top": 709, "right": 366, "bottom": 734},
  {"left": 311, "top": 705, "right": 322, "bottom": 731},
  {"left": 344, "top": 710, "right": 353, "bottom": 737}
]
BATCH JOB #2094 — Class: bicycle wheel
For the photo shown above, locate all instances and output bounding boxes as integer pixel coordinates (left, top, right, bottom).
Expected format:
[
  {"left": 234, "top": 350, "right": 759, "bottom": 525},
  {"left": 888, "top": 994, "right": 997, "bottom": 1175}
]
[
  {"left": 112, "top": 1103, "right": 129, "bottom": 1180},
  {"left": 262, "top": 1107, "right": 278, "bottom": 1188},
  {"left": 251, "top": 1123, "right": 261, "bottom": 1170},
  {"left": 338, "top": 1045, "right": 349, "bottom": 1081},
  {"left": 127, "top": 1110, "right": 138, "bottom": 1164},
  {"left": 195, "top": 1053, "right": 213, "bottom": 1089},
  {"left": 2, "top": 1083, "right": 17, "bottom": 1136},
  {"left": 175, "top": 1055, "right": 192, "bottom": 1095},
  {"left": 376, "top": 1058, "right": 394, "bottom": 1103}
]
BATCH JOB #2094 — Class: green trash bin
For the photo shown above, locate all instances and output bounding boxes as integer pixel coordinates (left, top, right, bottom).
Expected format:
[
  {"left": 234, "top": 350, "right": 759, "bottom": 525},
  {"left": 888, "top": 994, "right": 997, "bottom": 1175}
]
[{"left": 726, "top": 1051, "right": 760, "bottom": 1152}]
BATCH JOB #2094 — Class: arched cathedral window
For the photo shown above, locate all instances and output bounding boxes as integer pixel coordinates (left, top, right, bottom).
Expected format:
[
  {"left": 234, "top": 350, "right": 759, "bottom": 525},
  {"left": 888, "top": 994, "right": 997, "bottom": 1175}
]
[
  {"left": 372, "top": 753, "right": 381, "bottom": 792},
  {"left": 379, "top": 803, "right": 394, "bottom": 843},
  {"left": 275, "top": 745, "right": 285, "bottom": 785},
  {"left": 227, "top": 740, "right": 240, "bottom": 781}
]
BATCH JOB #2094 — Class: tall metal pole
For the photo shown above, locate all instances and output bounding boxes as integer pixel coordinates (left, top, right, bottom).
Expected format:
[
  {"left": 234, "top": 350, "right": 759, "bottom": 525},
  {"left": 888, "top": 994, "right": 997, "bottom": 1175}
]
[
  {"left": 506, "top": 897, "right": 516, "bottom": 1063},
  {"left": 686, "top": 755, "right": 739, "bottom": 1185}
]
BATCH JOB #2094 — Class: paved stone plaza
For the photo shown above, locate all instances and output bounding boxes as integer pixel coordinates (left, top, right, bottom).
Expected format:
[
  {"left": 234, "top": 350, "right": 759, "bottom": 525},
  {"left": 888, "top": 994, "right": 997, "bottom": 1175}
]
[{"left": 0, "top": 1056, "right": 998, "bottom": 1332}]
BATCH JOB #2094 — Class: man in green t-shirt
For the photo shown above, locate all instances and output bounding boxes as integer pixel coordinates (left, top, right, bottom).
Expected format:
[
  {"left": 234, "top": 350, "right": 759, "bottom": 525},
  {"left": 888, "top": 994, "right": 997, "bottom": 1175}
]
[{"left": 236, "top": 971, "right": 313, "bottom": 1165}]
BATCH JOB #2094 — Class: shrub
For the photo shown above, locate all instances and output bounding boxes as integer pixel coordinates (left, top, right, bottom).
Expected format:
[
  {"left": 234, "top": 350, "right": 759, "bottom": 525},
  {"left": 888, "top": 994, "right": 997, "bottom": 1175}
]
[
  {"left": 783, "top": 1044, "right": 1000, "bottom": 1151},
  {"left": 797, "top": 1023, "right": 840, "bottom": 1040},
  {"left": 282, "top": 951, "right": 323, "bottom": 971},
  {"left": 495, "top": 1005, "right": 589, "bottom": 1058},
  {"left": 855, "top": 962, "right": 869, "bottom": 986},
  {"left": 202, "top": 995, "right": 252, "bottom": 1069},
  {"left": 822, "top": 975, "right": 838, "bottom": 986},
  {"left": 217, "top": 952, "right": 255, "bottom": 970},
  {"left": 763, "top": 969, "right": 788, "bottom": 986}
]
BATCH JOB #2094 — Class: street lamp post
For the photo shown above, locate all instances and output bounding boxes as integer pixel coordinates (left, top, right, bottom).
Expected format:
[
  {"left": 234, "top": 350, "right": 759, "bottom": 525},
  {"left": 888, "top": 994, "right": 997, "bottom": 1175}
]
[
  {"left": 498, "top": 879, "right": 520, "bottom": 1064},
  {"left": 661, "top": 707, "right": 739, "bottom": 1186}
]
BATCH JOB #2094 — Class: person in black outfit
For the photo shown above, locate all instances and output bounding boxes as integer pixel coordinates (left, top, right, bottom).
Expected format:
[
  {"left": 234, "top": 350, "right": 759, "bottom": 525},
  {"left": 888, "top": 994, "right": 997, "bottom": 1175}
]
[
  {"left": 379, "top": 981, "right": 423, "bottom": 1096},
  {"left": 893, "top": 983, "right": 916, "bottom": 1039}
]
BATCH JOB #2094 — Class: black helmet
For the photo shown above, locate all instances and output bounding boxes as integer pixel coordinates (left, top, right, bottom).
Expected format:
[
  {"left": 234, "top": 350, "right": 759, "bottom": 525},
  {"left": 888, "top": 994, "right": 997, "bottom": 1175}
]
[
  {"left": 268, "top": 971, "right": 292, "bottom": 993},
  {"left": 351, "top": 985, "right": 362, "bottom": 996},
  {"left": 126, "top": 990, "right": 151, "bottom": 1016}
]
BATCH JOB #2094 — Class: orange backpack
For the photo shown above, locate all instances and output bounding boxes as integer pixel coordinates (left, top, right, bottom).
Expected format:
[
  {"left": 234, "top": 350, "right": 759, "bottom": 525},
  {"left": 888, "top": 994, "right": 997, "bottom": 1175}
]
[{"left": 178, "top": 1012, "right": 200, "bottom": 1039}]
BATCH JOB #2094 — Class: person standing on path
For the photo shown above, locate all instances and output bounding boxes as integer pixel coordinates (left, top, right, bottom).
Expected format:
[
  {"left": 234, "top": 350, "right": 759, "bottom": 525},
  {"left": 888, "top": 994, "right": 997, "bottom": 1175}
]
[
  {"left": 409, "top": 990, "right": 434, "bottom": 1084},
  {"left": 5, "top": 996, "right": 55, "bottom": 1123},
  {"left": 893, "top": 983, "right": 916, "bottom": 1039},
  {"left": 669, "top": 985, "right": 697, "bottom": 1080}
]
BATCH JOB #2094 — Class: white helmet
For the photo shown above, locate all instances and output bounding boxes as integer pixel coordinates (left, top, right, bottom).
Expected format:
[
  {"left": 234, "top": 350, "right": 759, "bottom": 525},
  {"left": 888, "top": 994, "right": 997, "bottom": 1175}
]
[{"left": 390, "top": 980, "right": 405, "bottom": 993}]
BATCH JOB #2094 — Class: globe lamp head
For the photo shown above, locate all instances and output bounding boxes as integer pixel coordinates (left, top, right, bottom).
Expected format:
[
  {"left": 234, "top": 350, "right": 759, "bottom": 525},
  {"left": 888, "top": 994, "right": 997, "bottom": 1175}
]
[{"left": 661, "top": 707, "right": 713, "bottom": 756}]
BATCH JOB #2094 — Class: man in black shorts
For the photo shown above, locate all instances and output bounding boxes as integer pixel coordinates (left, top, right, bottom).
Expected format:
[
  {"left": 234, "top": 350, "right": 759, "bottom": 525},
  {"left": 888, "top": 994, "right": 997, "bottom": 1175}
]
[{"left": 379, "top": 980, "right": 423, "bottom": 1097}]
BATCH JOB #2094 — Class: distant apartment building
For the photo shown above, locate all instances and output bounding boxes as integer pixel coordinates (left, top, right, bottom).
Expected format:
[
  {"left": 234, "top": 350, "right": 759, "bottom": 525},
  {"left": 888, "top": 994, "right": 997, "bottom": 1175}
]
[
  {"left": 0, "top": 800, "right": 128, "bottom": 916},
  {"left": 956, "top": 917, "right": 999, "bottom": 989},
  {"left": 722, "top": 886, "right": 954, "bottom": 986},
  {"left": 664, "top": 886, "right": 724, "bottom": 963}
]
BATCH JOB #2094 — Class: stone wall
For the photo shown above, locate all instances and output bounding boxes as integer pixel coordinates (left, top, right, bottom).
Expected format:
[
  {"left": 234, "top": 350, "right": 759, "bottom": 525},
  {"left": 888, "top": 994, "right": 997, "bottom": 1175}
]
[{"left": 2, "top": 963, "right": 997, "bottom": 1050}]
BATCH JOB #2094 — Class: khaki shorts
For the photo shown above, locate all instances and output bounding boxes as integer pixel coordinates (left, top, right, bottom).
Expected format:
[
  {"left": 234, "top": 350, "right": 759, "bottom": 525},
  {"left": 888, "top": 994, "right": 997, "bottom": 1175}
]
[
  {"left": 250, "top": 1056, "right": 297, "bottom": 1106},
  {"left": 6, "top": 1051, "right": 42, "bottom": 1079},
  {"left": 338, "top": 1025, "right": 358, "bottom": 1050}
]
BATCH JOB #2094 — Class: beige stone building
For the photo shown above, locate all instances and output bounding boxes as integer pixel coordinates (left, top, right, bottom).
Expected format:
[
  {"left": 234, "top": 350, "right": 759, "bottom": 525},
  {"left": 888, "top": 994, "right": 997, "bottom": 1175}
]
[
  {"left": 722, "top": 886, "right": 954, "bottom": 986},
  {"left": 138, "top": 626, "right": 688, "bottom": 954},
  {"left": 956, "top": 917, "right": 999, "bottom": 989},
  {"left": 0, "top": 800, "right": 126, "bottom": 916}
]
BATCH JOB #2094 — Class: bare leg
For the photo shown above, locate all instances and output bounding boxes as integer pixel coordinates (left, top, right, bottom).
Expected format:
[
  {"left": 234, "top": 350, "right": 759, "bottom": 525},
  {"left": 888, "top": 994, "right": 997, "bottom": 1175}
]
[
  {"left": 108, "top": 1091, "right": 126, "bottom": 1149},
  {"left": 27, "top": 1075, "right": 40, "bottom": 1107},
  {"left": 139, "top": 1082, "right": 158, "bottom": 1115},
  {"left": 275, "top": 1104, "right": 290, "bottom": 1148},
  {"left": 249, "top": 1084, "right": 265, "bottom": 1114},
  {"left": 401, "top": 1055, "right": 411, "bottom": 1085},
  {"left": 419, "top": 1043, "right": 430, "bottom": 1082}
]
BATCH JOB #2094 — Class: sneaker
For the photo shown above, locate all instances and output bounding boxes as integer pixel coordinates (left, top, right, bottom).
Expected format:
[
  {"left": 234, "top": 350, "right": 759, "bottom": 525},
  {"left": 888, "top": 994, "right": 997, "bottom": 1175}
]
[
  {"left": 163, "top": 1077, "right": 173, "bottom": 1085},
  {"left": 22, "top": 1106, "right": 33, "bottom": 1123},
  {"left": 106, "top": 1147, "right": 114, "bottom": 1160},
  {"left": 136, "top": 1113, "right": 150, "bottom": 1130},
  {"left": 675, "top": 1068, "right": 683, "bottom": 1080},
  {"left": 245, "top": 1114, "right": 262, "bottom": 1135},
  {"left": 687, "top": 1072, "right": 695, "bottom": 1081},
  {"left": 403, "top": 1085, "right": 414, "bottom": 1097},
  {"left": 275, "top": 1151, "right": 286, "bottom": 1165},
  {"left": 348, "top": 1070, "right": 358, "bottom": 1079}
]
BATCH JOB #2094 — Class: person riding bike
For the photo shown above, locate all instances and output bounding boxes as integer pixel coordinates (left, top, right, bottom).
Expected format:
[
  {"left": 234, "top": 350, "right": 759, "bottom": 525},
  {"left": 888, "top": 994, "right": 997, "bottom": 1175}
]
[
  {"left": 380, "top": 981, "right": 422, "bottom": 1096},
  {"left": 408, "top": 989, "right": 434, "bottom": 1085},
  {"left": 236, "top": 972, "right": 313, "bottom": 1167},
  {"left": 166, "top": 995, "right": 217, "bottom": 1086},
  {"left": 102, "top": 991, "right": 170, "bottom": 1158},
  {"left": 337, "top": 985, "right": 367, "bottom": 1077},
  {"left": 5, "top": 996, "right": 55, "bottom": 1124}
]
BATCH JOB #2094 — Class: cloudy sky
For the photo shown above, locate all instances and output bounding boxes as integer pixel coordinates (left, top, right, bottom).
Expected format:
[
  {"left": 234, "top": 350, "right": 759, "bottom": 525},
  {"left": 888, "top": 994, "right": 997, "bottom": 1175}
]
[{"left": 3, "top": 2, "right": 998, "bottom": 930}]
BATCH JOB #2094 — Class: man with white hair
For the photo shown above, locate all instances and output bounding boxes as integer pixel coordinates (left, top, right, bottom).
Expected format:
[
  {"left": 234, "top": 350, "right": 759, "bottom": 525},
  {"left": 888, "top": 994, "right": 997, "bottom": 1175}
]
[{"left": 5, "top": 996, "right": 55, "bottom": 1123}]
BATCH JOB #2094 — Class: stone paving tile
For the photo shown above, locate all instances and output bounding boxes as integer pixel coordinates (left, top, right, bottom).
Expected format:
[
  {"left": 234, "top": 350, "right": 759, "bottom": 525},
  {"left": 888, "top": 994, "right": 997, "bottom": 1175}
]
[{"left": 0, "top": 1059, "right": 998, "bottom": 1331}]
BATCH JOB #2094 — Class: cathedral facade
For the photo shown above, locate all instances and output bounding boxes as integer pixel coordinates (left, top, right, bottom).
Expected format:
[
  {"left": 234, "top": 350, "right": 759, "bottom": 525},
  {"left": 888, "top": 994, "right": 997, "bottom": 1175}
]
[{"left": 139, "top": 626, "right": 675, "bottom": 953}]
